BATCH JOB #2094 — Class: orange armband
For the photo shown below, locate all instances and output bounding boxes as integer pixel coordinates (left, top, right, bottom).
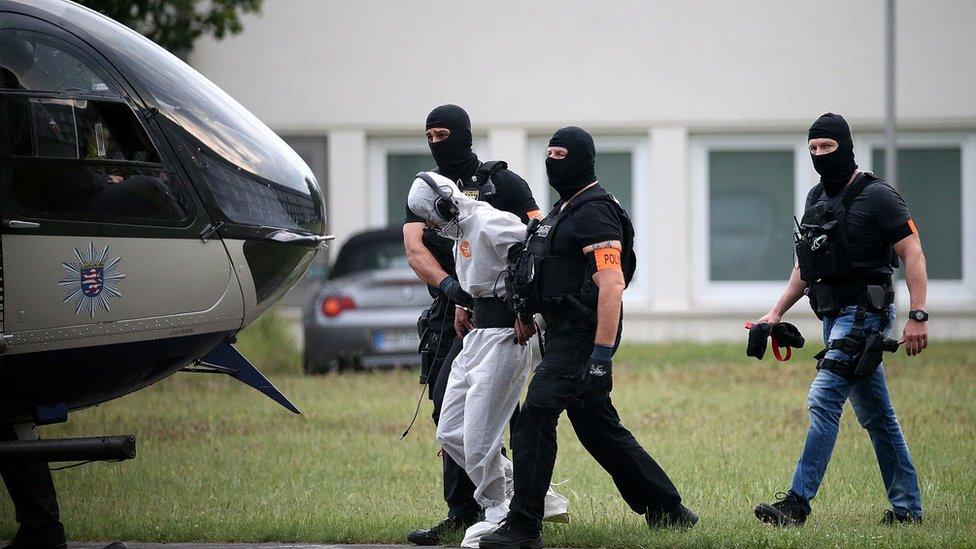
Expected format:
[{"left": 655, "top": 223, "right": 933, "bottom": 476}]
[{"left": 593, "top": 248, "right": 622, "bottom": 271}]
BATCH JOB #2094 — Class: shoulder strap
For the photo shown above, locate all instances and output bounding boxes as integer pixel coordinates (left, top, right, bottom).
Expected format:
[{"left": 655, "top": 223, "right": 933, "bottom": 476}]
[
  {"left": 840, "top": 173, "right": 875, "bottom": 213},
  {"left": 559, "top": 192, "right": 637, "bottom": 286},
  {"left": 810, "top": 182, "right": 824, "bottom": 201},
  {"left": 560, "top": 189, "right": 617, "bottom": 214},
  {"left": 474, "top": 160, "right": 508, "bottom": 184}
]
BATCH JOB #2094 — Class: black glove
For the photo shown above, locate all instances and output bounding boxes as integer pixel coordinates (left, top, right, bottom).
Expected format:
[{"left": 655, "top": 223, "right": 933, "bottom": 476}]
[
  {"left": 746, "top": 322, "right": 772, "bottom": 359},
  {"left": 438, "top": 276, "right": 473, "bottom": 309},
  {"left": 772, "top": 322, "right": 805, "bottom": 349},
  {"left": 585, "top": 344, "right": 614, "bottom": 396}
]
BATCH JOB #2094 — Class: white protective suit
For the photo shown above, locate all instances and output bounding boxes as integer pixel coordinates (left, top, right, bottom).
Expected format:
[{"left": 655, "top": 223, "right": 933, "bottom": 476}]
[{"left": 407, "top": 173, "right": 568, "bottom": 546}]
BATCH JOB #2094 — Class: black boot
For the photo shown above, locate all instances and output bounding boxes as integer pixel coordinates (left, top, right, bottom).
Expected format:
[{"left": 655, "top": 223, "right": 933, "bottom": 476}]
[
  {"left": 2, "top": 523, "right": 66, "bottom": 549},
  {"left": 407, "top": 514, "right": 478, "bottom": 546},
  {"left": 755, "top": 491, "right": 808, "bottom": 527},
  {"left": 646, "top": 504, "right": 698, "bottom": 529},
  {"left": 479, "top": 520, "right": 543, "bottom": 549},
  {"left": 880, "top": 510, "right": 923, "bottom": 525}
]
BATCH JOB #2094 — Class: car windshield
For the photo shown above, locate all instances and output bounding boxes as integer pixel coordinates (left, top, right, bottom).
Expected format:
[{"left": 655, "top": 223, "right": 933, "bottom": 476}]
[{"left": 330, "top": 238, "right": 409, "bottom": 279}]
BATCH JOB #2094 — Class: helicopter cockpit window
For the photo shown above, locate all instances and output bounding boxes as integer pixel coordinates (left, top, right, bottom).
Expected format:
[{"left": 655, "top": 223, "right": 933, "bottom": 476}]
[
  {"left": 26, "top": 98, "right": 160, "bottom": 163},
  {"left": 2, "top": 96, "right": 190, "bottom": 226},
  {"left": 63, "top": 18, "right": 325, "bottom": 234},
  {"left": 0, "top": 31, "right": 118, "bottom": 95}
]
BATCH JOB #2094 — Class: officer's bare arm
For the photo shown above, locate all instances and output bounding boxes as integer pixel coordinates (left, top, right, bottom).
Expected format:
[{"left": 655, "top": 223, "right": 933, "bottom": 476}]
[
  {"left": 758, "top": 266, "right": 807, "bottom": 325},
  {"left": 584, "top": 240, "right": 625, "bottom": 347},
  {"left": 893, "top": 233, "right": 928, "bottom": 356},
  {"left": 403, "top": 222, "right": 450, "bottom": 287}
]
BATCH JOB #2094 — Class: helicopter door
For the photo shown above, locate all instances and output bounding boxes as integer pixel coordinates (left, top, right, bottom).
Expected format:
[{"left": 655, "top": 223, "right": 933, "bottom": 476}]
[{"left": 0, "top": 26, "right": 243, "bottom": 356}]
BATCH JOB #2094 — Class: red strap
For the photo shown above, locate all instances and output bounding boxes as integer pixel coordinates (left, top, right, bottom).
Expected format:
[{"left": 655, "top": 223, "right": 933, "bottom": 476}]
[
  {"left": 745, "top": 321, "right": 792, "bottom": 362},
  {"left": 770, "top": 335, "right": 792, "bottom": 362}
]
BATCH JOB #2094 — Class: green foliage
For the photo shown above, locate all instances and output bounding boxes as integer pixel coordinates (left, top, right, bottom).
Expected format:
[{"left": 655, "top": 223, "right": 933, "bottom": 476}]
[
  {"left": 76, "top": 0, "right": 262, "bottom": 57},
  {"left": 4, "top": 342, "right": 975, "bottom": 547}
]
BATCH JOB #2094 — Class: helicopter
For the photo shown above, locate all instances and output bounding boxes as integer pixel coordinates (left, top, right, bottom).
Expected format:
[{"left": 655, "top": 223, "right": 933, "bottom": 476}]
[{"left": 0, "top": 0, "right": 330, "bottom": 458}]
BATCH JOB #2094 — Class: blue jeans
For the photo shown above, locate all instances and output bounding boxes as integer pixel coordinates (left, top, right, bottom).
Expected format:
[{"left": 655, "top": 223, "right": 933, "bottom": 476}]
[{"left": 789, "top": 304, "right": 923, "bottom": 517}]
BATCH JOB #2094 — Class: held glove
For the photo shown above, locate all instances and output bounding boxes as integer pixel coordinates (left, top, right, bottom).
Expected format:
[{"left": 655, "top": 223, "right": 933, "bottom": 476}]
[
  {"left": 438, "top": 276, "right": 473, "bottom": 309},
  {"left": 746, "top": 323, "right": 773, "bottom": 360},
  {"left": 745, "top": 321, "right": 804, "bottom": 361},
  {"left": 772, "top": 322, "right": 805, "bottom": 349},
  {"left": 585, "top": 344, "right": 614, "bottom": 396}
]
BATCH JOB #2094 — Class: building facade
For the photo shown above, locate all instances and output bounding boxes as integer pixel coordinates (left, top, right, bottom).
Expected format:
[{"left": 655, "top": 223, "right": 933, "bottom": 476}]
[{"left": 190, "top": 0, "right": 976, "bottom": 340}]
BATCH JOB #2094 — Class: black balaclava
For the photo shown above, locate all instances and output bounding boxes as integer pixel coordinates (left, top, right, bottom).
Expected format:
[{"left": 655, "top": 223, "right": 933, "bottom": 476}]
[
  {"left": 546, "top": 126, "right": 597, "bottom": 200},
  {"left": 426, "top": 104, "right": 479, "bottom": 182},
  {"left": 808, "top": 112, "right": 858, "bottom": 196}
]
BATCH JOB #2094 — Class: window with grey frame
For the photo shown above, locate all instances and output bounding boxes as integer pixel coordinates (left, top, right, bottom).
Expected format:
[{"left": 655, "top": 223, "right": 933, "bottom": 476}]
[
  {"left": 387, "top": 153, "right": 433, "bottom": 226},
  {"left": 708, "top": 150, "right": 795, "bottom": 282},
  {"left": 871, "top": 147, "right": 963, "bottom": 281},
  {"left": 537, "top": 151, "right": 633, "bottom": 213}
]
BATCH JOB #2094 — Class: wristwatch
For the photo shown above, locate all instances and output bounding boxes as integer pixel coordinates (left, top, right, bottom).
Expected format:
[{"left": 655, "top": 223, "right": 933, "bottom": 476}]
[{"left": 909, "top": 309, "right": 929, "bottom": 322}]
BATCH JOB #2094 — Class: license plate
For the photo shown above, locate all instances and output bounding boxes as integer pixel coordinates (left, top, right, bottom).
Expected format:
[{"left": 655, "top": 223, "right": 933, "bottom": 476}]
[{"left": 373, "top": 329, "right": 418, "bottom": 353}]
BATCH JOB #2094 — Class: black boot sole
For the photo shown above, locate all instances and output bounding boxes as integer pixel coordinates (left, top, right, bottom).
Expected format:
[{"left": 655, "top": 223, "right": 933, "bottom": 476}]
[{"left": 755, "top": 503, "right": 804, "bottom": 527}]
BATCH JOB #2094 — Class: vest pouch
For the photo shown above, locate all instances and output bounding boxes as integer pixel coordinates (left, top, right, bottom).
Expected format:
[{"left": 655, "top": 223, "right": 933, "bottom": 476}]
[
  {"left": 808, "top": 283, "right": 840, "bottom": 319},
  {"left": 796, "top": 215, "right": 848, "bottom": 282}
]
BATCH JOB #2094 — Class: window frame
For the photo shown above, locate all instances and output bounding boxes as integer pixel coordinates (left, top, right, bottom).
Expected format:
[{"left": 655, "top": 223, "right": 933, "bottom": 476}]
[
  {"left": 0, "top": 26, "right": 198, "bottom": 232},
  {"left": 690, "top": 134, "right": 811, "bottom": 306},
  {"left": 9, "top": 93, "right": 164, "bottom": 166},
  {"left": 529, "top": 134, "right": 650, "bottom": 303},
  {"left": 368, "top": 136, "right": 487, "bottom": 227},
  {"left": 691, "top": 132, "right": 976, "bottom": 310},
  {"left": 855, "top": 132, "right": 976, "bottom": 307}
]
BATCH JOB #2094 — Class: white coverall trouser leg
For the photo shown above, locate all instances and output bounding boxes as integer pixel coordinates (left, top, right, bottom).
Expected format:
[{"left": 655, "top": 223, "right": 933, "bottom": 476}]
[{"left": 436, "top": 327, "right": 531, "bottom": 510}]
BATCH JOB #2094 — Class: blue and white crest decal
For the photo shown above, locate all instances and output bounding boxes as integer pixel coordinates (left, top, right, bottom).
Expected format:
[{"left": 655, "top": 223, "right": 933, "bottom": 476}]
[{"left": 59, "top": 242, "right": 126, "bottom": 318}]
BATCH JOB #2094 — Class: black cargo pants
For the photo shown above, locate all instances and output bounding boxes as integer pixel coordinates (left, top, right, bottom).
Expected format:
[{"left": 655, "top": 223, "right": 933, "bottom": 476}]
[
  {"left": 507, "top": 329, "right": 682, "bottom": 531},
  {"left": 0, "top": 425, "right": 66, "bottom": 546}
]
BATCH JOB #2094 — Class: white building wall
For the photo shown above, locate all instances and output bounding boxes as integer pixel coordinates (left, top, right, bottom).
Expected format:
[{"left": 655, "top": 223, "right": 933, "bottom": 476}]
[
  {"left": 190, "top": 0, "right": 976, "bottom": 340},
  {"left": 191, "top": 0, "right": 976, "bottom": 131}
]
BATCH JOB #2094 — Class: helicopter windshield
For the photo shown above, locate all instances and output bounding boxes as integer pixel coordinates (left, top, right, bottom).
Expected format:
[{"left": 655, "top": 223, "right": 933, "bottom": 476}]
[{"left": 37, "top": 0, "right": 324, "bottom": 233}]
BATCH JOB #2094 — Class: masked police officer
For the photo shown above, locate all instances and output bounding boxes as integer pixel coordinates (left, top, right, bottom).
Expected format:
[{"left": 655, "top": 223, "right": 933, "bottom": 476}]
[
  {"left": 404, "top": 104, "right": 541, "bottom": 546},
  {"left": 481, "top": 127, "right": 697, "bottom": 549},
  {"left": 753, "top": 113, "right": 927, "bottom": 526}
]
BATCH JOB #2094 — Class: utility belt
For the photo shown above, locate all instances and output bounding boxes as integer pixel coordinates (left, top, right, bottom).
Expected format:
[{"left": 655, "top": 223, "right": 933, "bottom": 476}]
[
  {"left": 810, "top": 278, "right": 899, "bottom": 381},
  {"left": 473, "top": 297, "right": 517, "bottom": 329},
  {"left": 806, "top": 276, "right": 893, "bottom": 320}
]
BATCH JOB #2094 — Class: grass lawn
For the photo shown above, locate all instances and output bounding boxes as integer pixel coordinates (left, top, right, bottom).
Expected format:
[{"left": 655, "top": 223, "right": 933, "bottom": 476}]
[{"left": 2, "top": 314, "right": 974, "bottom": 547}]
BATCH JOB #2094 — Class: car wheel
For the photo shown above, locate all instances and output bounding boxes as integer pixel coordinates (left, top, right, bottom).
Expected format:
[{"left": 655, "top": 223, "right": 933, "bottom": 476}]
[{"left": 303, "top": 350, "right": 337, "bottom": 375}]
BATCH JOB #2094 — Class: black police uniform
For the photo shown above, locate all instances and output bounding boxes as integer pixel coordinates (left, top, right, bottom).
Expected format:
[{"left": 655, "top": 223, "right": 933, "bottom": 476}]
[
  {"left": 0, "top": 425, "right": 66, "bottom": 548},
  {"left": 405, "top": 164, "right": 538, "bottom": 521},
  {"left": 507, "top": 184, "right": 682, "bottom": 531}
]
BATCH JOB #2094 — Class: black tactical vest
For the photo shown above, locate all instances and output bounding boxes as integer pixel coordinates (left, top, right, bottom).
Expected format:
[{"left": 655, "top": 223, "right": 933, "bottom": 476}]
[
  {"left": 795, "top": 173, "right": 895, "bottom": 283},
  {"left": 511, "top": 191, "right": 636, "bottom": 314}
]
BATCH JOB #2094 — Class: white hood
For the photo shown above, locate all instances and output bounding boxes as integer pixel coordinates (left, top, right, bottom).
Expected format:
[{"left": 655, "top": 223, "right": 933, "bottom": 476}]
[
  {"left": 407, "top": 172, "right": 480, "bottom": 227},
  {"left": 407, "top": 172, "right": 527, "bottom": 298}
]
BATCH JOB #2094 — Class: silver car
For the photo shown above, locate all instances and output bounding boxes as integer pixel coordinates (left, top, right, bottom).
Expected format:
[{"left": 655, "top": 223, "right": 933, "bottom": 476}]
[{"left": 302, "top": 228, "right": 431, "bottom": 373}]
